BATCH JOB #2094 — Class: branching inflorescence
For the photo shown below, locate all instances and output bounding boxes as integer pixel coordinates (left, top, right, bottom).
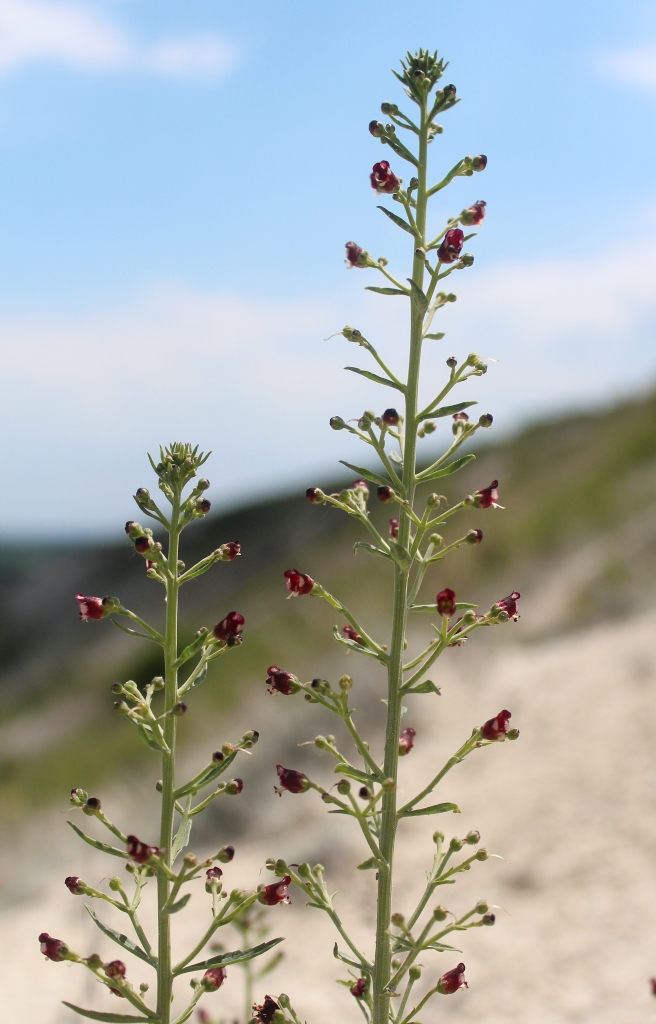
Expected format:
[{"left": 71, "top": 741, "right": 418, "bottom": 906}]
[
  {"left": 256, "top": 50, "right": 521, "bottom": 1024},
  {"left": 40, "top": 445, "right": 286, "bottom": 1024}
]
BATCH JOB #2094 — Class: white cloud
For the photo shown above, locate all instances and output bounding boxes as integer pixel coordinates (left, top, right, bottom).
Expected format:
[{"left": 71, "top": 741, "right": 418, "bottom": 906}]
[
  {"left": 0, "top": 0, "right": 235, "bottom": 79},
  {"left": 2, "top": 234, "right": 656, "bottom": 536},
  {"left": 599, "top": 44, "right": 656, "bottom": 90}
]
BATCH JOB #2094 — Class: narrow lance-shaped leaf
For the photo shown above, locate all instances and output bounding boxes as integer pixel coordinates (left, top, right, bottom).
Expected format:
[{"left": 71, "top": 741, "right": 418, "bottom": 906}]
[
  {"left": 400, "top": 802, "right": 460, "bottom": 818},
  {"left": 175, "top": 937, "right": 284, "bottom": 975},
  {"left": 407, "top": 279, "right": 429, "bottom": 317},
  {"left": 68, "top": 822, "right": 129, "bottom": 860},
  {"left": 345, "top": 366, "right": 405, "bottom": 392},
  {"left": 339, "top": 461, "right": 394, "bottom": 490},
  {"left": 85, "top": 906, "right": 154, "bottom": 966},
  {"left": 62, "top": 1006, "right": 151, "bottom": 1024},
  {"left": 418, "top": 453, "right": 476, "bottom": 482},
  {"left": 365, "top": 286, "right": 408, "bottom": 296},
  {"left": 431, "top": 401, "right": 478, "bottom": 419},
  {"left": 377, "top": 205, "right": 417, "bottom": 236},
  {"left": 163, "top": 893, "right": 192, "bottom": 915}
]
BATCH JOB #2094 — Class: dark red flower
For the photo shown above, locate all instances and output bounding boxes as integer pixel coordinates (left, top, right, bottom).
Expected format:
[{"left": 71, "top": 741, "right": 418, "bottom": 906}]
[
  {"left": 369, "top": 120, "right": 385, "bottom": 137},
  {"left": 126, "top": 835, "right": 153, "bottom": 864},
  {"left": 436, "top": 588, "right": 456, "bottom": 617},
  {"left": 345, "top": 241, "right": 366, "bottom": 268},
  {"left": 198, "top": 498, "right": 211, "bottom": 514},
  {"left": 382, "top": 408, "right": 399, "bottom": 426},
  {"left": 461, "top": 200, "right": 486, "bottom": 226},
  {"left": 275, "top": 765, "right": 310, "bottom": 795},
  {"left": 438, "top": 962, "right": 467, "bottom": 994},
  {"left": 105, "top": 959, "right": 126, "bottom": 997},
  {"left": 481, "top": 710, "right": 512, "bottom": 741},
  {"left": 39, "top": 933, "right": 69, "bottom": 962},
  {"left": 259, "top": 877, "right": 291, "bottom": 906},
  {"left": 217, "top": 845, "right": 235, "bottom": 862},
  {"left": 266, "top": 666, "right": 299, "bottom": 695},
  {"left": 75, "top": 593, "right": 109, "bottom": 621},
  {"left": 226, "top": 778, "right": 244, "bottom": 795},
  {"left": 342, "top": 625, "right": 363, "bottom": 645},
  {"left": 253, "top": 996, "right": 280, "bottom": 1022},
  {"left": 306, "top": 487, "right": 323, "bottom": 504},
  {"left": 124, "top": 521, "right": 136, "bottom": 535},
  {"left": 471, "top": 154, "right": 487, "bottom": 171},
  {"left": 467, "top": 529, "right": 483, "bottom": 544},
  {"left": 399, "top": 726, "right": 416, "bottom": 756},
  {"left": 452, "top": 411, "right": 469, "bottom": 423},
  {"left": 203, "top": 967, "right": 227, "bottom": 991},
  {"left": 650, "top": 978, "right": 656, "bottom": 997},
  {"left": 389, "top": 518, "right": 399, "bottom": 540},
  {"left": 284, "top": 569, "right": 314, "bottom": 596},
  {"left": 370, "top": 160, "right": 400, "bottom": 194},
  {"left": 206, "top": 866, "right": 223, "bottom": 883},
  {"left": 496, "top": 591, "right": 520, "bottom": 621},
  {"left": 377, "top": 485, "right": 394, "bottom": 503},
  {"left": 64, "top": 876, "right": 85, "bottom": 895},
  {"left": 437, "top": 228, "right": 464, "bottom": 264},
  {"left": 474, "top": 480, "right": 499, "bottom": 509},
  {"left": 350, "top": 978, "right": 368, "bottom": 998},
  {"left": 145, "top": 559, "right": 157, "bottom": 571},
  {"left": 214, "top": 611, "right": 245, "bottom": 645},
  {"left": 134, "top": 536, "right": 152, "bottom": 554},
  {"left": 352, "top": 478, "right": 369, "bottom": 494},
  {"left": 198, "top": 1012, "right": 210, "bottom": 1023},
  {"left": 221, "top": 541, "right": 241, "bottom": 560}
]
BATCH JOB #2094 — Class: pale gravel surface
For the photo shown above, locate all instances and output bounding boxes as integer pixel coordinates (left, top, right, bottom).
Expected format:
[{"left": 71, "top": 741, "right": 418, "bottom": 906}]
[{"left": 3, "top": 608, "right": 656, "bottom": 1023}]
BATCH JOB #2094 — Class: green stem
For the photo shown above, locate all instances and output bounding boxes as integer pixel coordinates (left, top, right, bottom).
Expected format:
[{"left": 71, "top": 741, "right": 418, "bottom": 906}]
[
  {"left": 372, "top": 89, "right": 429, "bottom": 1024},
  {"left": 157, "top": 498, "right": 180, "bottom": 1024}
]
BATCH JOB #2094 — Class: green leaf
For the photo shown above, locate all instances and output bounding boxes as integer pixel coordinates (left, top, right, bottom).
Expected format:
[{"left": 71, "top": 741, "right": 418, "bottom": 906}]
[
  {"left": 423, "top": 332, "right": 445, "bottom": 339},
  {"left": 68, "top": 822, "right": 128, "bottom": 860},
  {"left": 389, "top": 540, "right": 412, "bottom": 569},
  {"left": 400, "top": 802, "right": 460, "bottom": 818},
  {"left": 174, "top": 751, "right": 238, "bottom": 798},
  {"left": 353, "top": 541, "right": 392, "bottom": 561},
  {"left": 171, "top": 812, "right": 192, "bottom": 863},
  {"left": 334, "top": 762, "right": 382, "bottom": 785},
  {"left": 418, "top": 453, "right": 476, "bottom": 482},
  {"left": 431, "top": 400, "right": 478, "bottom": 419},
  {"left": 402, "top": 680, "right": 442, "bottom": 696},
  {"left": 425, "top": 941, "right": 462, "bottom": 953},
  {"left": 357, "top": 857, "right": 381, "bottom": 871},
  {"left": 62, "top": 1005, "right": 150, "bottom": 1023},
  {"left": 339, "top": 461, "right": 393, "bottom": 490},
  {"left": 345, "top": 366, "right": 405, "bottom": 392},
  {"left": 183, "top": 661, "right": 208, "bottom": 692},
  {"left": 137, "top": 725, "right": 164, "bottom": 753},
  {"left": 364, "top": 286, "right": 408, "bottom": 296},
  {"left": 407, "top": 279, "right": 428, "bottom": 317},
  {"left": 376, "top": 205, "right": 417, "bottom": 236},
  {"left": 163, "top": 893, "right": 191, "bottom": 915},
  {"left": 175, "top": 938, "right": 284, "bottom": 976},
  {"left": 85, "top": 906, "right": 154, "bottom": 966},
  {"left": 333, "top": 943, "right": 370, "bottom": 972},
  {"left": 332, "top": 626, "right": 379, "bottom": 660}
]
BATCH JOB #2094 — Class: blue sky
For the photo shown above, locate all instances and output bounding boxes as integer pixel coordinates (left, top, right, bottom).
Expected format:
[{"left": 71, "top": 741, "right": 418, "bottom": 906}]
[{"left": 1, "top": 0, "right": 655, "bottom": 536}]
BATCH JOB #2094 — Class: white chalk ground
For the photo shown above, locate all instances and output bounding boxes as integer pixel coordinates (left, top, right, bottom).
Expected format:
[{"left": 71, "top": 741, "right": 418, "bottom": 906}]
[{"left": 3, "top": 608, "right": 656, "bottom": 1024}]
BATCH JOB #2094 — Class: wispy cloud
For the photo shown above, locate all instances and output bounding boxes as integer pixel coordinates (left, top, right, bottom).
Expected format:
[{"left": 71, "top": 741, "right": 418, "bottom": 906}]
[
  {"left": 0, "top": 0, "right": 235, "bottom": 78},
  {"left": 599, "top": 44, "right": 656, "bottom": 90}
]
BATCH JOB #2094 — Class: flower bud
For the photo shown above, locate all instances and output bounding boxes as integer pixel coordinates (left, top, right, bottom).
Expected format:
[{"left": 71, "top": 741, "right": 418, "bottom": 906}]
[
  {"left": 459, "top": 252, "right": 474, "bottom": 268},
  {"left": 197, "top": 478, "right": 210, "bottom": 490},
  {"left": 258, "top": 876, "right": 291, "bottom": 906},
  {"left": 226, "top": 778, "right": 244, "bottom": 795},
  {"left": 152, "top": 676, "right": 164, "bottom": 690},
  {"left": 337, "top": 779, "right": 351, "bottom": 795},
  {"left": 297, "top": 862, "right": 312, "bottom": 878},
  {"left": 202, "top": 967, "right": 226, "bottom": 991},
  {"left": 345, "top": 242, "right": 368, "bottom": 268},
  {"left": 70, "top": 787, "right": 88, "bottom": 805},
  {"left": 482, "top": 912, "right": 496, "bottom": 925},
  {"left": 84, "top": 796, "right": 101, "bottom": 815},
  {"left": 422, "top": 420, "right": 436, "bottom": 434},
  {"left": 330, "top": 415, "right": 345, "bottom": 430},
  {"left": 377, "top": 485, "right": 394, "bottom": 503},
  {"left": 197, "top": 498, "right": 211, "bottom": 515},
  {"left": 124, "top": 520, "right": 143, "bottom": 538},
  {"left": 460, "top": 200, "right": 486, "bottom": 226},
  {"left": 339, "top": 675, "right": 352, "bottom": 690},
  {"left": 481, "top": 709, "right": 512, "bottom": 741},
  {"left": 217, "top": 845, "right": 234, "bottom": 863},
  {"left": 466, "top": 830, "right": 481, "bottom": 845},
  {"left": 381, "top": 102, "right": 399, "bottom": 115},
  {"left": 389, "top": 518, "right": 399, "bottom": 540},
  {"left": 475, "top": 898, "right": 488, "bottom": 913},
  {"left": 342, "top": 624, "right": 363, "bottom": 645},
  {"left": 134, "top": 536, "right": 152, "bottom": 554},
  {"left": 471, "top": 154, "right": 487, "bottom": 171},
  {"left": 370, "top": 160, "right": 400, "bottom": 194},
  {"left": 399, "top": 726, "right": 416, "bottom": 756},
  {"left": 351, "top": 478, "right": 369, "bottom": 497},
  {"left": 275, "top": 765, "right": 310, "bottom": 795},
  {"left": 369, "top": 119, "right": 385, "bottom": 137},
  {"left": 169, "top": 702, "right": 187, "bottom": 716},
  {"left": 433, "top": 905, "right": 448, "bottom": 921},
  {"left": 39, "top": 933, "right": 69, "bottom": 962},
  {"left": 475, "top": 848, "right": 489, "bottom": 861},
  {"left": 436, "top": 588, "right": 456, "bottom": 617},
  {"left": 478, "top": 413, "right": 493, "bottom": 427},
  {"left": 283, "top": 569, "right": 315, "bottom": 596},
  {"left": 64, "top": 876, "right": 87, "bottom": 895},
  {"left": 359, "top": 786, "right": 372, "bottom": 800},
  {"left": 382, "top": 408, "right": 399, "bottom": 426},
  {"left": 213, "top": 611, "right": 245, "bottom": 645},
  {"left": 391, "top": 912, "right": 405, "bottom": 926},
  {"left": 350, "top": 978, "right": 368, "bottom": 998},
  {"left": 184, "top": 853, "right": 198, "bottom": 866},
  {"left": 446, "top": 355, "right": 458, "bottom": 368},
  {"left": 507, "top": 727, "right": 520, "bottom": 740},
  {"left": 437, "top": 228, "right": 464, "bottom": 265},
  {"left": 433, "top": 831, "right": 445, "bottom": 845},
  {"left": 109, "top": 877, "right": 122, "bottom": 891},
  {"left": 437, "top": 962, "right": 467, "bottom": 994},
  {"left": 449, "top": 836, "right": 463, "bottom": 852},
  {"left": 306, "top": 487, "right": 325, "bottom": 504},
  {"left": 220, "top": 541, "right": 241, "bottom": 561},
  {"left": 466, "top": 529, "right": 483, "bottom": 544}
]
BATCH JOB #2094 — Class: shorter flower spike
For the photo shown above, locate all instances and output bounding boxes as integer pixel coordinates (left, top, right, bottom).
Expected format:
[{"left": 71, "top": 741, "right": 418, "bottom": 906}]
[
  {"left": 460, "top": 200, "right": 486, "bottom": 226},
  {"left": 474, "top": 480, "right": 499, "bottom": 509},
  {"left": 399, "top": 726, "right": 416, "bottom": 756},
  {"left": 350, "top": 978, "right": 368, "bottom": 998},
  {"left": 437, "top": 228, "right": 464, "bottom": 265},
  {"left": 438, "top": 962, "right": 467, "bottom": 994},
  {"left": 266, "top": 666, "right": 300, "bottom": 695},
  {"left": 258, "top": 876, "right": 292, "bottom": 906},
  {"left": 342, "top": 625, "right": 363, "bottom": 645},
  {"left": 389, "top": 518, "right": 399, "bottom": 539},
  {"left": 214, "top": 611, "right": 245, "bottom": 645},
  {"left": 75, "top": 594, "right": 111, "bottom": 621},
  {"left": 481, "top": 709, "right": 512, "bottom": 741},
  {"left": 436, "top": 588, "right": 456, "bottom": 618},
  {"left": 370, "top": 160, "right": 400, "bottom": 194},
  {"left": 203, "top": 966, "right": 227, "bottom": 991},
  {"left": 496, "top": 591, "right": 520, "bottom": 621},
  {"left": 284, "top": 569, "right": 315, "bottom": 596},
  {"left": 253, "top": 996, "right": 281, "bottom": 1022},
  {"left": 345, "top": 241, "right": 367, "bottom": 268},
  {"left": 275, "top": 765, "right": 310, "bottom": 795},
  {"left": 39, "top": 933, "right": 69, "bottom": 962}
]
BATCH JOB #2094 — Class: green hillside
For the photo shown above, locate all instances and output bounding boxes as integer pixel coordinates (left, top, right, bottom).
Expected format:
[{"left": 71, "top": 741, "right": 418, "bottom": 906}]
[{"left": 1, "top": 388, "right": 655, "bottom": 823}]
